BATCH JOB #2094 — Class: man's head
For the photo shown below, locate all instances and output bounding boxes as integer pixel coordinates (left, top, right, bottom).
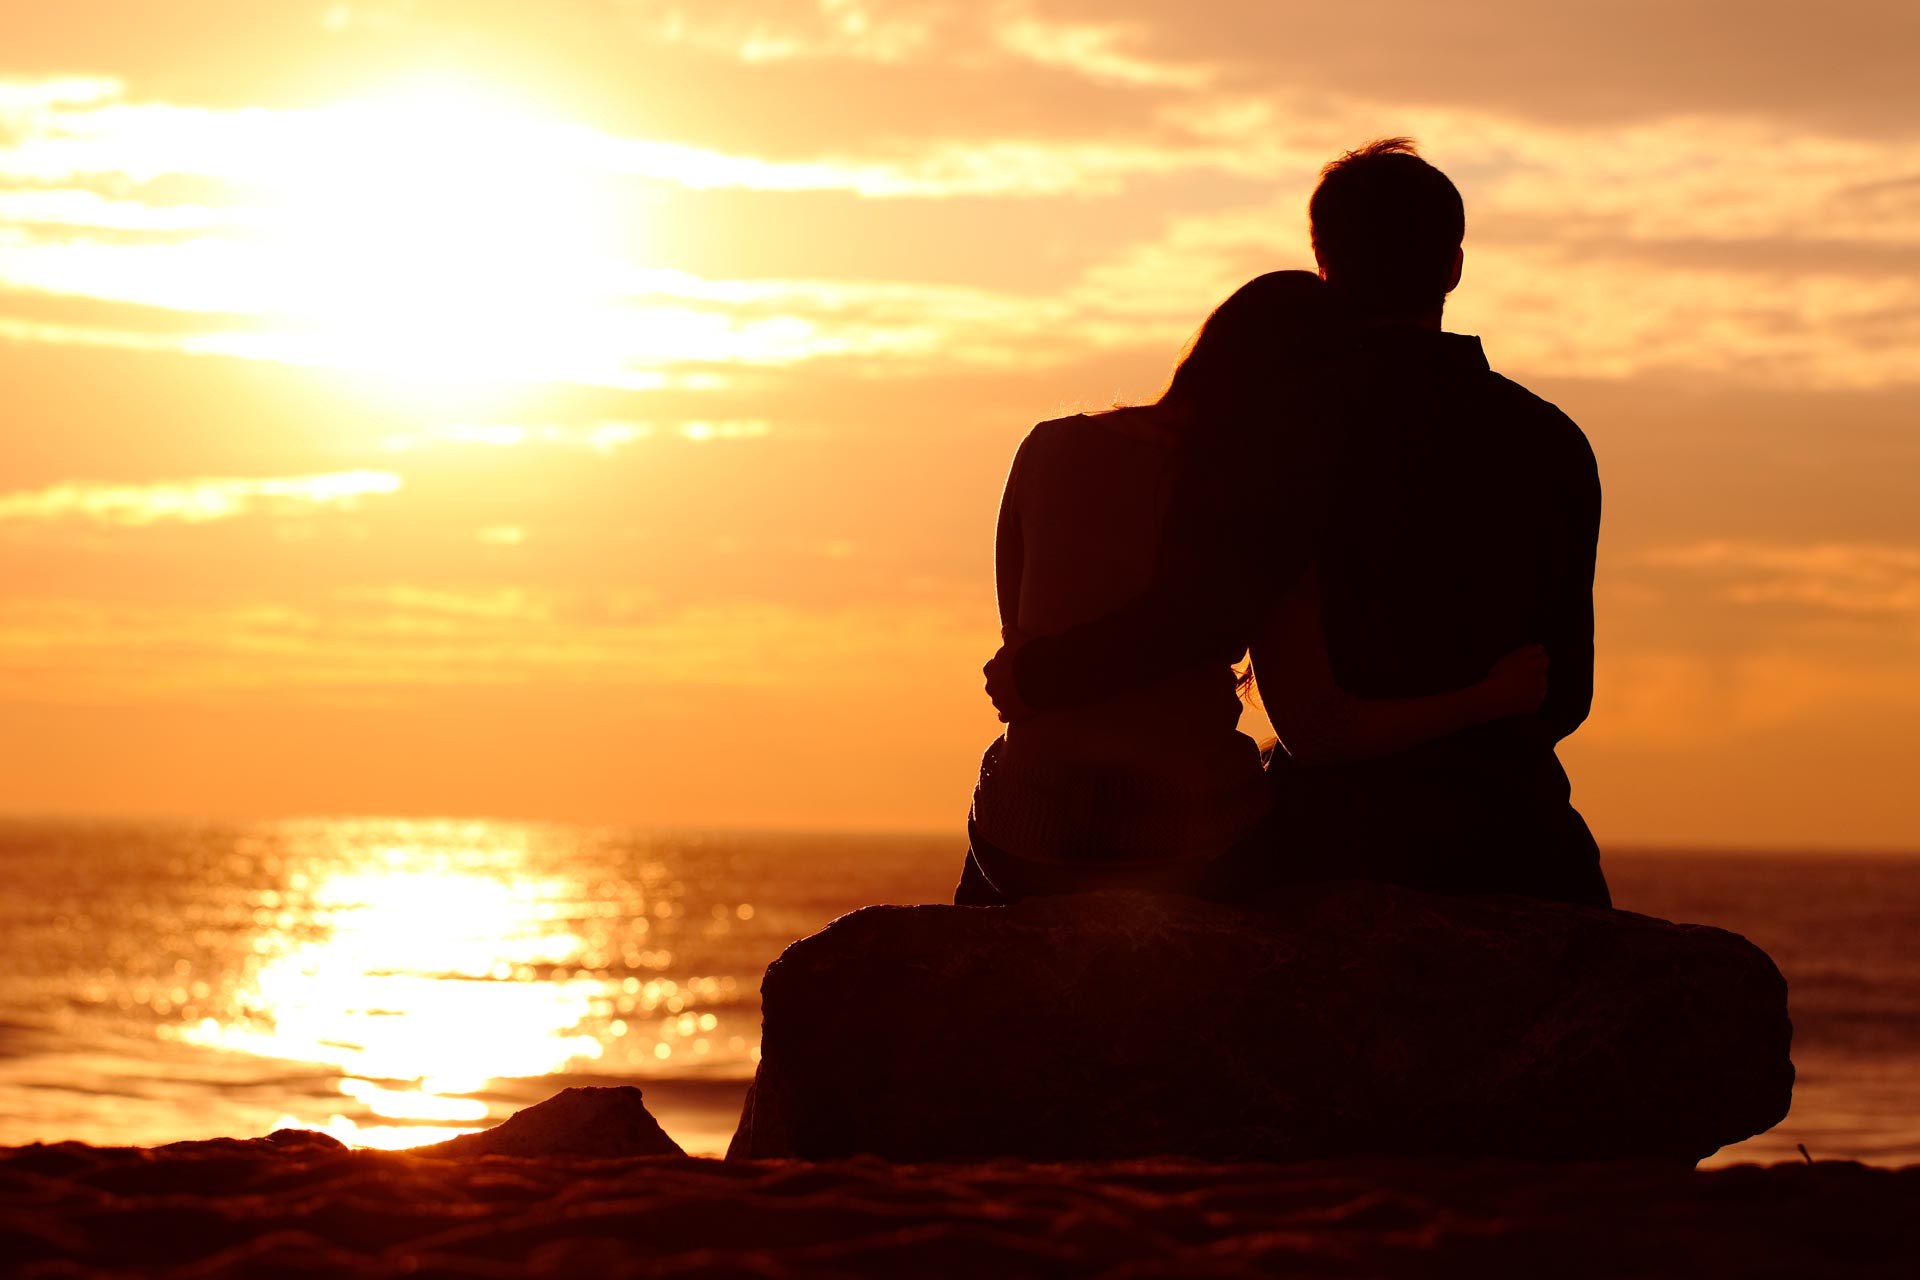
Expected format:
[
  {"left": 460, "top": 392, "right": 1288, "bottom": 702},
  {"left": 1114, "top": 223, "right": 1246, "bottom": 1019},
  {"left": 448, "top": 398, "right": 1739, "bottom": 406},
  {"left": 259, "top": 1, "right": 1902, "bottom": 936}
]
[{"left": 1309, "top": 138, "right": 1464, "bottom": 321}]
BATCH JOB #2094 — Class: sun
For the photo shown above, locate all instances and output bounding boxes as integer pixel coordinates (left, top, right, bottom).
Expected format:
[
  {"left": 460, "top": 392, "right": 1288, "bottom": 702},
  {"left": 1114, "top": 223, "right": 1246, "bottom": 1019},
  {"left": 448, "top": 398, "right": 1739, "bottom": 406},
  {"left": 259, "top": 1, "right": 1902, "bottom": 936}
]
[{"left": 251, "top": 76, "right": 635, "bottom": 399}]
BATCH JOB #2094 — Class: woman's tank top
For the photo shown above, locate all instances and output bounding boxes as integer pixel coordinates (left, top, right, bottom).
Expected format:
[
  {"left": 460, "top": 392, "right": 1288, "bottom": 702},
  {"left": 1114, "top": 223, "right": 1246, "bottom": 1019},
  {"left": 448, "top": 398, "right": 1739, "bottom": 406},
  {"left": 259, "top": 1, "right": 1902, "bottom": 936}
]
[{"left": 973, "top": 409, "right": 1270, "bottom": 863}]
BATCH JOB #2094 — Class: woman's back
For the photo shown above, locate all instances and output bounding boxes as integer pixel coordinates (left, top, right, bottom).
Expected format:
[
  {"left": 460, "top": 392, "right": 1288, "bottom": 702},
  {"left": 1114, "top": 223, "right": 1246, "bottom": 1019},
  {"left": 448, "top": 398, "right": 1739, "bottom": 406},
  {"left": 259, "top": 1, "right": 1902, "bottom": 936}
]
[
  {"left": 1010, "top": 410, "right": 1173, "bottom": 636},
  {"left": 980, "top": 407, "right": 1268, "bottom": 865}
]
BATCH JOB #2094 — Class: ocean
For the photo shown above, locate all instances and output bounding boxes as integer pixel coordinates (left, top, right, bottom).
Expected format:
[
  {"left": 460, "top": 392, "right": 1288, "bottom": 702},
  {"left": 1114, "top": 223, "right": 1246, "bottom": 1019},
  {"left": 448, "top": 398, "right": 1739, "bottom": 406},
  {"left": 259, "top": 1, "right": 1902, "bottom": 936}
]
[{"left": 0, "top": 818, "right": 1913, "bottom": 1165}]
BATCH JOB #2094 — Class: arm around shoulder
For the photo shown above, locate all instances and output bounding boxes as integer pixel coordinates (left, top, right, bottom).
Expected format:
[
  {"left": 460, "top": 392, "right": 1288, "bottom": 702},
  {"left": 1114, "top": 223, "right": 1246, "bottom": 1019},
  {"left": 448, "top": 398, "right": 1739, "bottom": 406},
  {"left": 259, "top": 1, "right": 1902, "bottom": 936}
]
[{"left": 1254, "top": 569, "right": 1546, "bottom": 766}]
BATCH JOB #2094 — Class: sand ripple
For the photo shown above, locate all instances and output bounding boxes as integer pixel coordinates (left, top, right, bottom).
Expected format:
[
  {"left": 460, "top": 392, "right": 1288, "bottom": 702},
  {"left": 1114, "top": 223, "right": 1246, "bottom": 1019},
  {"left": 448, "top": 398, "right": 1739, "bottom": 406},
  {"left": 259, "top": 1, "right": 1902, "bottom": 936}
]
[{"left": 2, "top": 1131, "right": 1916, "bottom": 1277}]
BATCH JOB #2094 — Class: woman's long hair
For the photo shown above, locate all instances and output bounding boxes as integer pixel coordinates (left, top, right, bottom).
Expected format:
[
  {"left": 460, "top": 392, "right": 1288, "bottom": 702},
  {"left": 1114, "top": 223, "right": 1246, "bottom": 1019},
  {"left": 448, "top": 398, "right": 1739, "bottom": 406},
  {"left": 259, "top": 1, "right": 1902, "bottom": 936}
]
[
  {"left": 1149, "top": 271, "right": 1345, "bottom": 692},
  {"left": 1158, "top": 269, "right": 1333, "bottom": 439}
]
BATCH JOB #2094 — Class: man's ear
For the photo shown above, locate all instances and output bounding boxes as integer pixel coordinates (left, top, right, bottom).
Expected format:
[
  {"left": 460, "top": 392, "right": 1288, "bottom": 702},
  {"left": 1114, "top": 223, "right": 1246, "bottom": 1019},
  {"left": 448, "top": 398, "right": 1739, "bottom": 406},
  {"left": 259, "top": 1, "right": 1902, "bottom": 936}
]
[{"left": 1445, "top": 246, "right": 1463, "bottom": 295}]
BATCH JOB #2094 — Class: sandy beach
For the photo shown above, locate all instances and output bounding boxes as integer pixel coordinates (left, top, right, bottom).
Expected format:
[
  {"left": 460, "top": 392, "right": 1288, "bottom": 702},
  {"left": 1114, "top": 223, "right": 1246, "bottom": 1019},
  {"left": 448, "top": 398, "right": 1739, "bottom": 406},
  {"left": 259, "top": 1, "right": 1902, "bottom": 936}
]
[{"left": 4, "top": 1130, "right": 1916, "bottom": 1278}]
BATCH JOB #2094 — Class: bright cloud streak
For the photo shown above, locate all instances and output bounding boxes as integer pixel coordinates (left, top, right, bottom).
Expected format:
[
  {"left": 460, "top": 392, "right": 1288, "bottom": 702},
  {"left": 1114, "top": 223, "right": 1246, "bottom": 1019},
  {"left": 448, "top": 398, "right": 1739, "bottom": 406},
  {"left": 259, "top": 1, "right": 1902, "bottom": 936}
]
[
  {"left": 651, "top": 0, "right": 938, "bottom": 66},
  {"left": 995, "top": 14, "right": 1212, "bottom": 89},
  {"left": 1644, "top": 541, "right": 1920, "bottom": 616},
  {"left": 0, "top": 189, "right": 228, "bottom": 233},
  {"left": 382, "top": 419, "right": 774, "bottom": 450},
  {"left": 0, "top": 472, "right": 402, "bottom": 526},
  {"left": 0, "top": 77, "right": 122, "bottom": 112},
  {"left": 6, "top": 74, "right": 1920, "bottom": 391},
  {"left": 0, "top": 592, "right": 984, "bottom": 700}
]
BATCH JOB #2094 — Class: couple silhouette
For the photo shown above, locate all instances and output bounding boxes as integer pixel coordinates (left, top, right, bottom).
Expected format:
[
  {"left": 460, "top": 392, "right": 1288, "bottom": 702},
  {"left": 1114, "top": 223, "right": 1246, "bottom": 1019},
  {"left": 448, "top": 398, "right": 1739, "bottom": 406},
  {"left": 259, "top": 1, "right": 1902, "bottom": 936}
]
[{"left": 962, "top": 139, "right": 1608, "bottom": 911}]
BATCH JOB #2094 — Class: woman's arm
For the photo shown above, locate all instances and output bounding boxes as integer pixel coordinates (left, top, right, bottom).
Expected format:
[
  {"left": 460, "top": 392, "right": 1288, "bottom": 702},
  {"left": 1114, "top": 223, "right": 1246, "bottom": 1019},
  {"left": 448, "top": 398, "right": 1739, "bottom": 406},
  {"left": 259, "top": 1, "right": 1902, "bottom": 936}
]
[
  {"left": 1254, "top": 568, "right": 1546, "bottom": 766},
  {"left": 986, "top": 440, "right": 1045, "bottom": 722},
  {"left": 993, "top": 444, "right": 1024, "bottom": 635}
]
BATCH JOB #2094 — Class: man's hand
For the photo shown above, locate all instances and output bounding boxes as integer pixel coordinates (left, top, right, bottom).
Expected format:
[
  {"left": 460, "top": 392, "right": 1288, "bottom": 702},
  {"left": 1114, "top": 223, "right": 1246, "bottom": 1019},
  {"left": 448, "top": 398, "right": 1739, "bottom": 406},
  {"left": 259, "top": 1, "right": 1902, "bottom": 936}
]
[
  {"left": 1483, "top": 643, "right": 1550, "bottom": 718},
  {"left": 983, "top": 626, "right": 1034, "bottom": 723}
]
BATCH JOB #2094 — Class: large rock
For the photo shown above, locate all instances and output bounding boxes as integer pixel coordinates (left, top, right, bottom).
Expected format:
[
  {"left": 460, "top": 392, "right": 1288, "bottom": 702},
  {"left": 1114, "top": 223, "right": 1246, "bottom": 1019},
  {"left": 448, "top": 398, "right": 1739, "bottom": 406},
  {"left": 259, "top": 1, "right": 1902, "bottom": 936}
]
[
  {"left": 728, "top": 885, "right": 1792, "bottom": 1164},
  {"left": 418, "top": 1086, "right": 685, "bottom": 1159}
]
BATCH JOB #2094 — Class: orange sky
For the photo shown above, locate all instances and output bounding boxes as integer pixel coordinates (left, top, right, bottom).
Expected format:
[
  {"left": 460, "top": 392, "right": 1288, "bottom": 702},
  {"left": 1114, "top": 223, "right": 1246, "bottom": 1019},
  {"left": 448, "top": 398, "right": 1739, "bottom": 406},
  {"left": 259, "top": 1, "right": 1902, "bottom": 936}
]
[{"left": 2, "top": 1, "right": 1917, "bottom": 848}]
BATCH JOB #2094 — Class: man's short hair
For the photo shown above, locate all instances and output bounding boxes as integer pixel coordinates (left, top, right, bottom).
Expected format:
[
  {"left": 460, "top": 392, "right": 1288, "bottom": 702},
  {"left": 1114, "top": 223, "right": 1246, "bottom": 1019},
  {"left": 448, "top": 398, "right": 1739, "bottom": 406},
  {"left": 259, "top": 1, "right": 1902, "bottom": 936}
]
[{"left": 1309, "top": 138, "right": 1464, "bottom": 315}]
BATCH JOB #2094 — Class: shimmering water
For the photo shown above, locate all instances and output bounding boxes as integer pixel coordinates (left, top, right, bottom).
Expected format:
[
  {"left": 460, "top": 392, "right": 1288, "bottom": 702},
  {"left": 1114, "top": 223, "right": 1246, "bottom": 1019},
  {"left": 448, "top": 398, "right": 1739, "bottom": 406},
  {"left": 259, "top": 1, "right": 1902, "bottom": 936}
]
[
  {"left": 0, "top": 818, "right": 1913, "bottom": 1164},
  {"left": 0, "top": 819, "right": 958, "bottom": 1156}
]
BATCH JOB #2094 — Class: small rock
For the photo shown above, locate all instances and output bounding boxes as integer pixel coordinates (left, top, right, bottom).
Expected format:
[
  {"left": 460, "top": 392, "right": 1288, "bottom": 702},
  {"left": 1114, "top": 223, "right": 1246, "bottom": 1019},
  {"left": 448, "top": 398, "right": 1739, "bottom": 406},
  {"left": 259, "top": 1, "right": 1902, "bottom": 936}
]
[
  {"left": 153, "top": 1129, "right": 349, "bottom": 1158},
  {"left": 417, "top": 1086, "right": 685, "bottom": 1159},
  {"left": 262, "top": 1128, "right": 350, "bottom": 1151}
]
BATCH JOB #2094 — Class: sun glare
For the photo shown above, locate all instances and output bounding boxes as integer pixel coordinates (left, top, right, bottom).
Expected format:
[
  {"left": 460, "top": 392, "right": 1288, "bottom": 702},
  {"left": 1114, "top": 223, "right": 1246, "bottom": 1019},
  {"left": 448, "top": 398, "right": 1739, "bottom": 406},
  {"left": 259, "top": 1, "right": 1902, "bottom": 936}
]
[{"left": 249, "top": 78, "right": 635, "bottom": 398}]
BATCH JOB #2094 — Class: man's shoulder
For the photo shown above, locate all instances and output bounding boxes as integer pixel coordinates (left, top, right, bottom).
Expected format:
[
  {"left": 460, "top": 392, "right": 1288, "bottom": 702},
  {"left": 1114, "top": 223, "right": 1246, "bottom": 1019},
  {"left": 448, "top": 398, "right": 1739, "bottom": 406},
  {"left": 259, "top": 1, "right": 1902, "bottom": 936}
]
[
  {"left": 1481, "top": 369, "right": 1578, "bottom": 431},
  {"left": 1480, "top": 370, "right": 1596, "bottom": 477}
]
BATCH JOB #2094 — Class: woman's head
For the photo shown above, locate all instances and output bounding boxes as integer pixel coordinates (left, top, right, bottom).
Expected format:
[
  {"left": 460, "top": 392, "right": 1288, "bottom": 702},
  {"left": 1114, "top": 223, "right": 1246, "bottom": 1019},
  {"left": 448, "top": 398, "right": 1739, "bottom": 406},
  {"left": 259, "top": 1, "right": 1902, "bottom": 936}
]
[
  {"left": 1153, "top": 271, "right": 1342, "bottom": 623},
  {"left": 1159, "top": 270, "right": 1332, "bottom": 420}
]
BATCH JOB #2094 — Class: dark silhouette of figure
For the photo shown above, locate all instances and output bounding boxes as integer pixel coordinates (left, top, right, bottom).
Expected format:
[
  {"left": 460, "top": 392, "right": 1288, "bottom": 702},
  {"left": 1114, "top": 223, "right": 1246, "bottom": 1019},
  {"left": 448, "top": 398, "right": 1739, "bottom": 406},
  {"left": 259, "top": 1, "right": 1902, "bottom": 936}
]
[
  {"left": 985, "top": 139, "right": 1608, "bottom": 909},
  {"left": 960, "top": 269, "right": 1552, "bottom": 906}
]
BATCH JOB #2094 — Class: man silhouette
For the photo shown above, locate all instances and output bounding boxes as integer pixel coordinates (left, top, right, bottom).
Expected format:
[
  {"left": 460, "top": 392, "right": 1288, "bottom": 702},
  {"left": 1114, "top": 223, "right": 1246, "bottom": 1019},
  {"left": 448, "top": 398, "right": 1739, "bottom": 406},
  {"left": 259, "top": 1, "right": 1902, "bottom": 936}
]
[{"left": 986, "top": 139, "right": 1609, "bottom": 908}]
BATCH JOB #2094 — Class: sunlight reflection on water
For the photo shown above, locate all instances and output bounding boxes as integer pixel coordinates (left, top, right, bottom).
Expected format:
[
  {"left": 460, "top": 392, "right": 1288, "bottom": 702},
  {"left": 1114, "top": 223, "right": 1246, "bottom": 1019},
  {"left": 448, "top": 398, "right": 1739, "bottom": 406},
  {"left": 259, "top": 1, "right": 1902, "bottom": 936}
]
[
  {"left": 177, "top": 861, "right": 603, "bottom": 1146},
  {"left": 117, "top": 819, "right": 761, "bottom": 1149},
  {"left": 0, "top": 820, "right": 957, "bottom": 1155}
]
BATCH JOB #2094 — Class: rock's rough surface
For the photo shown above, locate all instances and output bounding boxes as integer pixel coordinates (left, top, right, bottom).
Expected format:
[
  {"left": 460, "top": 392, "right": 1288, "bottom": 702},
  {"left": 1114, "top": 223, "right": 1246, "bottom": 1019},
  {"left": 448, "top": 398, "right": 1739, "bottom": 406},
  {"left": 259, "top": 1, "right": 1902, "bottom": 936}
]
[
  {"left": 419, "top": 1086, "right": 685, "bottom": 1159},
  {"left": 728, "top": 884, "right": 1793, "bottom": 1163}
]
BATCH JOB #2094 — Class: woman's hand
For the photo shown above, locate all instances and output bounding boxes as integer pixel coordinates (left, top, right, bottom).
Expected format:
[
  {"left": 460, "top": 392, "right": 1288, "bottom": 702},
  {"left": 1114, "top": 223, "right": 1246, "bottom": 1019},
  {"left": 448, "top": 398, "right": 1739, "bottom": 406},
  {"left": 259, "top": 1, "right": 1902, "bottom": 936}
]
[
  {"left": 984, "top": 626, "right": 1034, "bottom": 723},
  {"left": 1481, "top": 644, "right": 1549, "bottom": 719}
]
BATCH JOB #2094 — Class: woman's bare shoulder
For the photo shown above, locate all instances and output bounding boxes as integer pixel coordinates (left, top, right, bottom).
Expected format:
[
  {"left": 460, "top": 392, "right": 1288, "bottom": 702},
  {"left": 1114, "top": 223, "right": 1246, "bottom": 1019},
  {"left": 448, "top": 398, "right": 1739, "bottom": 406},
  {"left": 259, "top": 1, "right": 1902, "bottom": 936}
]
[{"left": 1064, "top": 403, "right": 1186, "bottom": 443}]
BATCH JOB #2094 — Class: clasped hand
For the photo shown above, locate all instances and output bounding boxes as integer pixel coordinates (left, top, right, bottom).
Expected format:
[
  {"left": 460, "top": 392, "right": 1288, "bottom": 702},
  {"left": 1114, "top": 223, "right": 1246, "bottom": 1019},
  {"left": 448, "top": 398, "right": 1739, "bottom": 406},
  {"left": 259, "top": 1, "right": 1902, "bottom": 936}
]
[{"left": 983, "top": 626, "right": 1033, "bottom": 723}]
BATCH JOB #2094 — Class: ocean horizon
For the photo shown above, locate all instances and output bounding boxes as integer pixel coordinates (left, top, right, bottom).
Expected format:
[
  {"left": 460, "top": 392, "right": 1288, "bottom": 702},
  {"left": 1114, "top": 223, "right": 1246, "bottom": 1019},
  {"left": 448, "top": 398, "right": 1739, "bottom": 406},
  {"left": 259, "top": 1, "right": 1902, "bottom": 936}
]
[{"left": 2, "top": 816, "right": 1914, "bottom": 1166}]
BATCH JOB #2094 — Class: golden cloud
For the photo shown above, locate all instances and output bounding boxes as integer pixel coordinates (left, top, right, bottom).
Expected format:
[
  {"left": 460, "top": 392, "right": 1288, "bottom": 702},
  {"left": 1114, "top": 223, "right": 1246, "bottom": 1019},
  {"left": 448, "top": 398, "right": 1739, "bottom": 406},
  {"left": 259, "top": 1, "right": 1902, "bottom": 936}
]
[
  {"left": 0, "top": 471, "right": 401, "bottom": 526},
  {"left": 1583, "top": 647, "right": 1920, "bottom": 749},
  {"left": 1643, "top": 540, "right": 1920, "bottom": 616},
  {"left": 0, "top": 592, "right": 988, "bottom": 703},
  {"left": 5, "top": 66, "right": 1919, "bottom": 395}
]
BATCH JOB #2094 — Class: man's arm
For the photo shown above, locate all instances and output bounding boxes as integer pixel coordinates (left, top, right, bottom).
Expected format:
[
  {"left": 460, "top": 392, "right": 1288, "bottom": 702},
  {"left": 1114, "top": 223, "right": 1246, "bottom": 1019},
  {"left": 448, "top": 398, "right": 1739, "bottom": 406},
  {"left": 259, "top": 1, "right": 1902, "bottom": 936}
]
[
  {"left": 1537, "top": 430, "right": 1600, "bottom": 745},
  {"left": 1257, "top": 568, "right": 1548, "bottom": 764}
]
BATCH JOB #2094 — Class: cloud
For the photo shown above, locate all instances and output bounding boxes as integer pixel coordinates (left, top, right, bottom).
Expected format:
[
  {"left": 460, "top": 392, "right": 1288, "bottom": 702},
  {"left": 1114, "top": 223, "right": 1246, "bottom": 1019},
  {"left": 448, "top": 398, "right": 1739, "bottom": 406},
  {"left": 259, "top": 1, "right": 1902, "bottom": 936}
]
[
  {"left": 0, "top": 77, "right": 122, "bottom": 112},
  {"left": 0, "top": 187, "right": 227, "bottom": 234},
  {"left": 9, "top": 4, "right": 1918, "bottom": 147},
  {"left": 0, "top": 74, "right": 1270, "bottom": 206},
  {"left": 640, "top": 0, "right": 941, "bottom": 67},
  {"left": 580, "top": 1, "right": 1920, "bottom": 140},
  {"left": 0, "top": 590, "right": 988, "bottom": 702},
  {"left": 12, "top": 65, "right": 1901, "bottom": 213},
  {"left": 508, "top": 2, "right": 1920, "bottom": 138},
  {"left": 1581, "top": 647, "right": 1920, "bottom": 750},
  {"left": 1642, "top": 540, "right": 1920, "bottom": 616},
  {"left": 0, "top": 471, "right": 401, "bottom": 525},
  {"left": 382, "top": 421, "right": 656, "bottom": 453},
  {"left": 5, "top": 19, "right": 1920, "bottom": 396},
  {"left": 352, "top": 586, "right": 552, "bottom": 622},
  {"left": 993, "top": 12, "right": 1212, "bottom": 90},
  {"left": 377, "top": 419, "right": 783, "bottom": 453}
]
